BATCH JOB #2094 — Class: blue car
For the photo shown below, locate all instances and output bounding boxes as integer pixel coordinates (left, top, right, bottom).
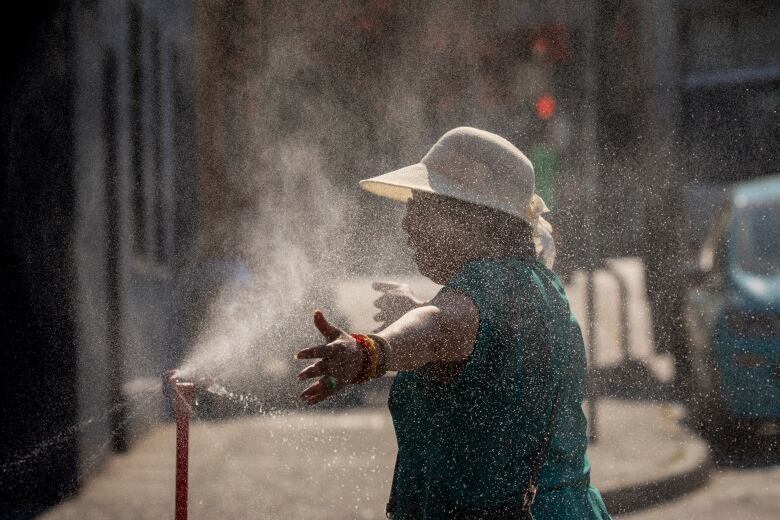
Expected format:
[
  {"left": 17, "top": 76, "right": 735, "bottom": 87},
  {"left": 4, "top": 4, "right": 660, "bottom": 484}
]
[{"left": 684, "top": 176, "right": 780, "bottom": 441}]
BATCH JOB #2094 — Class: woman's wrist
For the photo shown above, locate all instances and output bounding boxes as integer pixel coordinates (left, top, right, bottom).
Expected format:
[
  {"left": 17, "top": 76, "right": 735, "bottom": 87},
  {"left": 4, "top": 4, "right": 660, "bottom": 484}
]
[
  {"left": 367, "top": 334, "right": 391, "bottom": 375},
  {"left": 349, "top": 333, "right": 390, "bottom": 383}
]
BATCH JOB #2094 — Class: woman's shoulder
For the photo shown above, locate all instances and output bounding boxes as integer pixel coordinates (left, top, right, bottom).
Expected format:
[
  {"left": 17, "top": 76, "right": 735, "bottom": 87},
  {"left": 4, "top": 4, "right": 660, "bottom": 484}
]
[
  {"left": 452, "top": 257, "right": 539, "bottom": 279},
  {"left": 452, "top": 259, "right": 573, "bottom": 314},
  {"left": 459, "top": 258, "right": 557, "bottom": 286},
  {"left": 444, "top": 258, "right": 543, "bottom": 310},
  {"left": 447, "top": 259, "right": 515, "bottom": 291}
]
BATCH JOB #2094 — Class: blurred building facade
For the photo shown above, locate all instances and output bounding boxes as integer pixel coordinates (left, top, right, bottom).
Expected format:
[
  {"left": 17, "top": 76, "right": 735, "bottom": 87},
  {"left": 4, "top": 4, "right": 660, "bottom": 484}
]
[
  {"left": 197, "top": 0, "right": 777, "bottom": 368},
  {"left": 196, "top": 0, "right": 776, "bottom": 256},
  {"left": 635, "top": 0, "right": 778, "bottom": 378},
  {"left": 0, "top": 0, "right": 196, "bottom": 513}
]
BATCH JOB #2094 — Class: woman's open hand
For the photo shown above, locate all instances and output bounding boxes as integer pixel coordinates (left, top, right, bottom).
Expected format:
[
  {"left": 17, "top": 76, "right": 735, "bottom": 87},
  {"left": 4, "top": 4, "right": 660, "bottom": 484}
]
[
  {"left": 295, "top": 310, "right": 364, "bottom": 405},
  {"left": 371, "top": 281, "right": 425, "bottom": 332}
]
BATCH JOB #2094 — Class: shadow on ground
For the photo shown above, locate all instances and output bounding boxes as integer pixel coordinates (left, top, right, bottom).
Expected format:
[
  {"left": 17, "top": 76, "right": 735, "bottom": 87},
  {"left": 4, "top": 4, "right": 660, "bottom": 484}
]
[
  {"left": 709, "top": 433, "right": 780, "bottom": 469},
  {"left": 589, "top": 359, "right": 678, "bottom": 401}
]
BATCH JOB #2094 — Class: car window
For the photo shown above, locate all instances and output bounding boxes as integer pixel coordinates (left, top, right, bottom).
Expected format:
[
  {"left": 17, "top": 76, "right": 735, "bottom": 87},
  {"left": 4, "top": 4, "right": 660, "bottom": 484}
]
[{"left": 733, "top": 199, "right": 780, "bottom": 276}]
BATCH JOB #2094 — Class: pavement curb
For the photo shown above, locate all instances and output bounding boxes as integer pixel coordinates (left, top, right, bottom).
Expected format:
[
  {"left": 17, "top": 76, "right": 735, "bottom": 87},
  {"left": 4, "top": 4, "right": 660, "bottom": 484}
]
[{"left": 600, "top": 434, "right": 712, "bottom": 515}]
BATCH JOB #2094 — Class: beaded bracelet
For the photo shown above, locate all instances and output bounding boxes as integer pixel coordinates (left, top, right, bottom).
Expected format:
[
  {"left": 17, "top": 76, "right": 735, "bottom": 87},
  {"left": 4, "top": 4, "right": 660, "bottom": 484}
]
[
  {"left": 350, "top": 334, "right": 378, "bottom": 384},
  {"left": 350, "top": 333, "right": 391, "bottom": 383},
  {"left": 367, "top": 334, "right": 390, "bottom": 378}
]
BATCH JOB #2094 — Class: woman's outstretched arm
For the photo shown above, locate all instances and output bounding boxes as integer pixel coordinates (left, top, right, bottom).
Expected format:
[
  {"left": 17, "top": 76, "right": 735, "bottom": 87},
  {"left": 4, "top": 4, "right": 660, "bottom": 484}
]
[
  {"left": 295, "top": 290, "right": 478, "bottom": 404},
  {"left": 378, "top": 289, "right": 478, "bottom": 371}
]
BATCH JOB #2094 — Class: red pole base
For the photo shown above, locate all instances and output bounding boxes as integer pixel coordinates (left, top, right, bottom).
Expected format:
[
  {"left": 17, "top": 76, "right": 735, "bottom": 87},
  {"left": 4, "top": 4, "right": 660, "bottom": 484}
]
[{"left": 174, "top": 382, "right": 195, "bottom": 520}]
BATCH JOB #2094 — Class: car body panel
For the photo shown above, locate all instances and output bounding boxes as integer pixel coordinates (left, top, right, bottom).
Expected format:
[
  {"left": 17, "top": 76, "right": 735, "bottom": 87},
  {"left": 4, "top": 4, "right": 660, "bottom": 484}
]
[
  {"left": 714, "top": 318, "right": 780, "bottom": 418},
  {"left": 685, "top": 175, "right": 780, "bottom": 423}
]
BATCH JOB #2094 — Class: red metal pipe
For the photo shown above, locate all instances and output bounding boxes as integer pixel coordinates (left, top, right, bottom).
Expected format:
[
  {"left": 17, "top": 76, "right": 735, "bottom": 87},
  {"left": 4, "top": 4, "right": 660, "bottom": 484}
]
[{"left": 174, "top": 381, "right": 195, "bottom": 520}]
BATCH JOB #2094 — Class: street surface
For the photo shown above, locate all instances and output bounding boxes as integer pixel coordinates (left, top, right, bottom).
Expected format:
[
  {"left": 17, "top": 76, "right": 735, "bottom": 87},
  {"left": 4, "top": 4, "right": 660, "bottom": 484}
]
[
  {"left": 40, "top": 410, "right": 398, "bottom": 520},
  {"left": 38, "top": 406, "right": 778, "bottom": 520},
  {"left": 627, "top": 447, "right": 780, "bottom": 520}
]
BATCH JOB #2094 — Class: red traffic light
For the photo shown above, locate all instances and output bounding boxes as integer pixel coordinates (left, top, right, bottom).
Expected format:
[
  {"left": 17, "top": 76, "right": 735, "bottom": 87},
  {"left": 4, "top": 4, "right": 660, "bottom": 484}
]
[{"left": 535, "top": 94, "right": 556, "bottom": 120}]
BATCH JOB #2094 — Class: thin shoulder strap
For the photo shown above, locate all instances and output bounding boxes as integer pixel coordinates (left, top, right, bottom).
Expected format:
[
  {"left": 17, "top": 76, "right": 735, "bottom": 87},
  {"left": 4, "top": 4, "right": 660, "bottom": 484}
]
[
  {"left": 386, "top": 454, "right": 399, "bottom": 518},
  {"left": 522, "top": 344, "right": 576, "bottom": 513}
]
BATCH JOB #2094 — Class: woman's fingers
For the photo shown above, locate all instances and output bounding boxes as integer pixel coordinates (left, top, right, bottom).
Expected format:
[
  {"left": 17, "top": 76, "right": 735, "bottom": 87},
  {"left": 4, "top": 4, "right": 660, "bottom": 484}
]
[
  {"left": 372, "top": 281, "right": 402, "bottom": 293},
  {"left": 297, "top": 359, "right": 330, "bottom": 380},
  {"left": 303, "top": 392, "right": 328, "bottom": 405},
  {"left": 313, "top": 310, "right": 343, "bottom": 342},
  {"left": 300, "top": 378, "right": 326, "bottom": 401},
  {"left": 372, "top": 294, "right": 397, "bottom": 311},
  {"left": 373, "top": 294, "right": 418, "bottom": 328},
  {"left": 296, "top": 315, "right": 356, "bottom": 404},
  {"left": 296, "top": 338, "right": 348, "bottom": 360},
  {"left": 295, "top": 343, "right": 335, "bottom": 359},
  {"left": 299, "top": 376, "right": 343, "bottom": 405}
]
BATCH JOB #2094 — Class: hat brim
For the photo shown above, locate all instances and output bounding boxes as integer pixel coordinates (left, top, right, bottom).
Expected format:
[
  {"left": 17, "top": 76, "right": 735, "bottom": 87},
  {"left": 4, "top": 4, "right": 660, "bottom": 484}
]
[
  {"left": 359, "top": 163, "right": 549, "bottom": 224},
  {"left": 358, "top": 163, "right": 431, "bottom": 202},
  {"left": 359, "top": 163, "right": 503, "bottom": 209}
]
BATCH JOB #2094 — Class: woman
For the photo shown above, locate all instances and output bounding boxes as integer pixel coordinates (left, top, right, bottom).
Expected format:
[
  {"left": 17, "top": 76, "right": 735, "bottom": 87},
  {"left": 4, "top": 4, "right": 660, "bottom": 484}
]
[{"left": 296, "top": 127, "right": 612, "bottom": 519}]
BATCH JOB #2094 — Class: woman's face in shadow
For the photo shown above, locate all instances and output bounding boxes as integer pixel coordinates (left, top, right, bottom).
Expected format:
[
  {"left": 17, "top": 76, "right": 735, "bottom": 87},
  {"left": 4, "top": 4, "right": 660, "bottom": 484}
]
[{"left": 402, "top": 193, "right": 472, "bottom": 284}]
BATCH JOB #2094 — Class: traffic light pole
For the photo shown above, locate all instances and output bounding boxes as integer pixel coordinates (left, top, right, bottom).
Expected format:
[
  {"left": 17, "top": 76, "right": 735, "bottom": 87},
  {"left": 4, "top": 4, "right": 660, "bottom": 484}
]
[
  {"left": 582, "top": 0, "right": 601, "bottom": 444},
  {"left": 586, "top": 272, "right": 598, "bottom": 444}
]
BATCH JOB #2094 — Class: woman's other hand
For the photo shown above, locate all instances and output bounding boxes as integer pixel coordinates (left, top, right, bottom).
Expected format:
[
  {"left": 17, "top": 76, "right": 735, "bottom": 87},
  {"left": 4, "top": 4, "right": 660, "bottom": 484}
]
[
  {"left": 295, "top": 310, "right": 363, "bottom": 405},
  {"left": 371, "top": 281, "right": 425, "bottom": 332}
]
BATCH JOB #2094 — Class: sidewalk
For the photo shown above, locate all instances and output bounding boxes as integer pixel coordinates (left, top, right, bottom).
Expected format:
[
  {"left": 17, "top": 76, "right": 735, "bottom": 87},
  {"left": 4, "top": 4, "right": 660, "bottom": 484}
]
[
  {"left": 589, "top": 400, "right": 710, "bottom": 515},
  {"left": 37, "top": 398, "right": 709, "bottom": 520}
]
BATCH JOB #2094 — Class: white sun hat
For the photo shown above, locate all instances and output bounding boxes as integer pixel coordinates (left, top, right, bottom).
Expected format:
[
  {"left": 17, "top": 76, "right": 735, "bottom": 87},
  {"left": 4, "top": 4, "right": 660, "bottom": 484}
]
[{"left": 359, "top": 127, "right": 550, "bottom": 234}]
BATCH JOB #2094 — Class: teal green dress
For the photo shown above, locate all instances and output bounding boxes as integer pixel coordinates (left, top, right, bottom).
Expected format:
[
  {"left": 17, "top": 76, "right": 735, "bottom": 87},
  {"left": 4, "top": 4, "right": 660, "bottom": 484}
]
[{"left": 387, "top": 259, "right": 612, "bottom": 519}]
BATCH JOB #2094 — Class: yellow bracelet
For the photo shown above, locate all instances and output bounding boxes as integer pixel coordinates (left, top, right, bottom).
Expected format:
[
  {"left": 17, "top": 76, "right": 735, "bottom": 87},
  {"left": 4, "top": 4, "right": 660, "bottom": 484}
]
[
  {"left": 363, "top": 335, "right": 380, "bottom": 379},
  {"left": 350, "top": 333, "right": 380, "bottom": 383},
  {"left": 367, "top": 334, "right": 390, "bottom": 377}
]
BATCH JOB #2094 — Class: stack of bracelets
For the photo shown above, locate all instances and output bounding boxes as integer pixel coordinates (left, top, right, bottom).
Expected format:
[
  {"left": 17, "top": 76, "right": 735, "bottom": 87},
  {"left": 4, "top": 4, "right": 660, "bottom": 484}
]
[{"left": 349, "top": 333, "right": 390, "bottom": 384}]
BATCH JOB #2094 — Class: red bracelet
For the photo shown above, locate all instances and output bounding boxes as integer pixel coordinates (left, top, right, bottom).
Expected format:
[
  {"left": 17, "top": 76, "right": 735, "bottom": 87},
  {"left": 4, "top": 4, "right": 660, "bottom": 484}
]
[{"left": 350, "top": 334, "right": 377, "bottom": 384}]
